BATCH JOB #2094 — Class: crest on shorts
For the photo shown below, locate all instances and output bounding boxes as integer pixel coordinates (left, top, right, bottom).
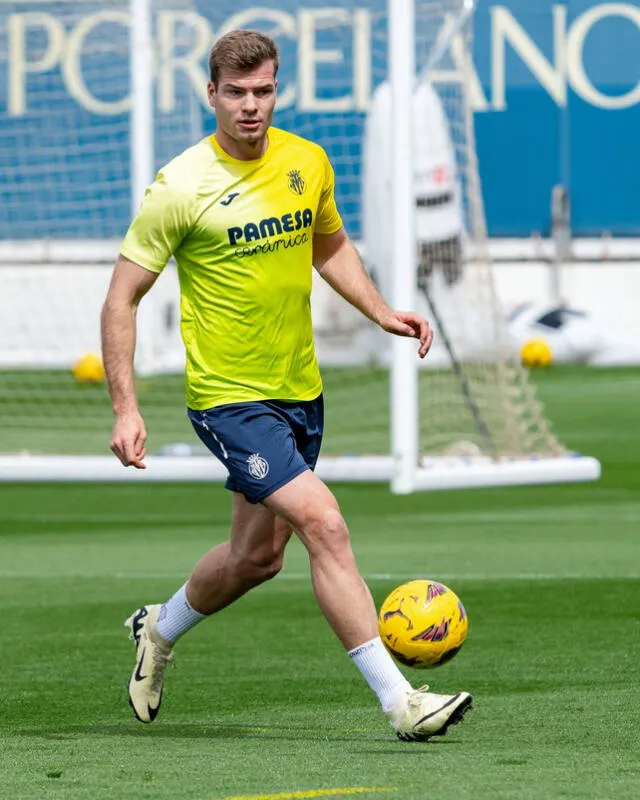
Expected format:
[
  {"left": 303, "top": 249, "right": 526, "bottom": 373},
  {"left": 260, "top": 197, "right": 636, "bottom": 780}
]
[
  {"left": 287, "top": 169, "right": 306, "bottom": 195},
  {"left": 247, "top": 453, "right": 269, "bottom": 480}
]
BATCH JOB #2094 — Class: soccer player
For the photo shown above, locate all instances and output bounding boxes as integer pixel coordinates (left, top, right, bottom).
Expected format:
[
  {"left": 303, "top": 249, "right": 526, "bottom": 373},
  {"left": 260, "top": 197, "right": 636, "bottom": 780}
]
[{"left": 101, "top": 29, "right": 472, "bottom": 741}]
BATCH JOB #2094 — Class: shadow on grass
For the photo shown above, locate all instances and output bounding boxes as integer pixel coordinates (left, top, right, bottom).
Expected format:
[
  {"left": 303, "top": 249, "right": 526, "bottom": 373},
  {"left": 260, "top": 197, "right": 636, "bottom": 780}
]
[
  {"left": 14, "top": 721, "right": 398, "bottom": 744},
  {"left": 13, "top": 721, "right": 470, "bottom": 751}
]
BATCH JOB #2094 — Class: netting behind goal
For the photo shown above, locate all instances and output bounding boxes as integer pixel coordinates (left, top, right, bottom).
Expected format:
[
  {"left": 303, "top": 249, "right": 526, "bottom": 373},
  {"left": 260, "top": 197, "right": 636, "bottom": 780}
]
[
  {"left": 0, "top": 0, "right": 583, "bottom": 484},
  {"left": 0, "top": 0, "right": 198, "bottom": 455}
]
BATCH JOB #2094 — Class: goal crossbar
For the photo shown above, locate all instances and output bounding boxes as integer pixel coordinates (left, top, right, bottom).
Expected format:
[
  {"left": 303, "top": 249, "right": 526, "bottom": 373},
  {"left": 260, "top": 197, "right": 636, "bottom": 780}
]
[{"left": 0, "top": 454, "right": 601, "bottom": 487}]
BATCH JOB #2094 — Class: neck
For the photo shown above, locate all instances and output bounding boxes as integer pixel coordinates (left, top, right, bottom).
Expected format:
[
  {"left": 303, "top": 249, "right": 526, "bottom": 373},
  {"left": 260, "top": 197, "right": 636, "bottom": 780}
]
[{"left": 215, "top": 129, "right": 269, "bottom": 161}]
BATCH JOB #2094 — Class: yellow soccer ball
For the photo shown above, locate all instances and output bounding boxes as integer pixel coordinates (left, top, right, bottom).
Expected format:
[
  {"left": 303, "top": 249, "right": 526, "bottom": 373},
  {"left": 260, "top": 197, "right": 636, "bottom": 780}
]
[
  {"left": 520, "top": 339, "right": 553, "bottom": 368},
  {"left": 72, "top": 353, "right": 105, "bottom": 384},
  {"left": 378, "top": 579, "right": 469, "bottom": 669}
]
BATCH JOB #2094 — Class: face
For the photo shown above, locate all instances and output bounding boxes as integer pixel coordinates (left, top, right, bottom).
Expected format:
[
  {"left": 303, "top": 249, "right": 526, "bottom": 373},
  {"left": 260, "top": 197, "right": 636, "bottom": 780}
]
[{"left": 208, "top": 60, "right": 277, "bottom": 154}]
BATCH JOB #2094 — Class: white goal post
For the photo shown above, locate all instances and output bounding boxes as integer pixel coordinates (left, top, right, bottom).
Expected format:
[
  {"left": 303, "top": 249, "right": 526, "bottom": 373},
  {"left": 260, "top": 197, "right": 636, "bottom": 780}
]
[
  {"left": 0, "top": 0, "right": 600, "bottom": 489},
  {"left": 386, "top": 0, "right": 597, "bottom": 492}
]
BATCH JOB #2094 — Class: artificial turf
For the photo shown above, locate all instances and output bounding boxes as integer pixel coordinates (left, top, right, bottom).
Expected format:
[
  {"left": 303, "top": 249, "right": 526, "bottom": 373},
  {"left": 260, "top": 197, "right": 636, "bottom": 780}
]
[{"left": 1, "top": 367, "right": 639, "bottom": 799}]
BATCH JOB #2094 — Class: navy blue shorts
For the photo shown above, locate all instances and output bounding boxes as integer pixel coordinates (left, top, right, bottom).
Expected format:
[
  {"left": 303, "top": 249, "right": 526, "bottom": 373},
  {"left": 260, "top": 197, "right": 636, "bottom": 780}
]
[{"left": 187, "top": 395, "right": 324, "bottom": 504}]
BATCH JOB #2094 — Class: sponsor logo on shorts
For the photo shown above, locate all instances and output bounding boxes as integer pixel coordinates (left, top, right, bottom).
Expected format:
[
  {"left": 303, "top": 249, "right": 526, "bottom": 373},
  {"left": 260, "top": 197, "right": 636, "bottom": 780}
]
[{"left": 247, "top": 453, "right": 269, "bottom": 480}]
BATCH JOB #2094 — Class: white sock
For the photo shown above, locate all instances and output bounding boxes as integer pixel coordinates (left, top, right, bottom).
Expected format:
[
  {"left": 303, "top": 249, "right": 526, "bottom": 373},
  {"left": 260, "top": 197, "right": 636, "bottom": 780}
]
[
  {"left": 155, "top": 583, "right": 207, "bottom": 644},
  {"left": 348, "top": 636, "right": 411, "bottom": 712}
]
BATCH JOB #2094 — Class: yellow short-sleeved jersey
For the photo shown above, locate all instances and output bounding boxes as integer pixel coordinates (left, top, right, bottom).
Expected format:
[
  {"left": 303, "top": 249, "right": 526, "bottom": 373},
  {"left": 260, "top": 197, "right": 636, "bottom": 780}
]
[{"left": 120, "top": 127, "right": 343, "bottom": 410}]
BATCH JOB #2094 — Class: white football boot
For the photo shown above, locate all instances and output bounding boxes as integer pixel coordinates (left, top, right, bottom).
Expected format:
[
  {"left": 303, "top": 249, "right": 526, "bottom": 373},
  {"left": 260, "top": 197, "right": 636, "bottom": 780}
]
[
  {"left": 124, "top": 604, "right": 174, "bottom": 723},
  {"left": 387, "top": 684, "right": 473, "bottom": 741}
]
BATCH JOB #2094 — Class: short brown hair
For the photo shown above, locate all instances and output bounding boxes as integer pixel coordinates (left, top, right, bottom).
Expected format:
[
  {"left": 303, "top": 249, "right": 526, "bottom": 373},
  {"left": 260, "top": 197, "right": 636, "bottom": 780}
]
[{"left": 209, "top": 30, "right": 279, "bottom": 85}]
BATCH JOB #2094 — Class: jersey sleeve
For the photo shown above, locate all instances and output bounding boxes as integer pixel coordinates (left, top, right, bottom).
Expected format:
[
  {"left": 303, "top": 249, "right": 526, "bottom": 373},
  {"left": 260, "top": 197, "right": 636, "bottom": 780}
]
[
  {"left": 314, "top": 150, "right": 343, "bottom": 235},
  {"left": 119, "top": 171, "right": 193, "bottom": 273}
]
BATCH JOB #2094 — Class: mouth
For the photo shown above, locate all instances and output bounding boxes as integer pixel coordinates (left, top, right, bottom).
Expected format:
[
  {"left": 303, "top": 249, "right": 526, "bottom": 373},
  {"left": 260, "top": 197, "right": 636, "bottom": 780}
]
[{"left": 238, "top": 120, "right": 261, "bottom": 131}]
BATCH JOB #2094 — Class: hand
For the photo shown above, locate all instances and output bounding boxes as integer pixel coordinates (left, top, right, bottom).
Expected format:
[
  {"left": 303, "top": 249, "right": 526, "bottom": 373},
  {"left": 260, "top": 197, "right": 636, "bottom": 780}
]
[
  {"left": 110, "top": 411, "right": 147, "bottom": 469},
  {"left": 380, "top": 310, "right": 433, "bottom": 358}
]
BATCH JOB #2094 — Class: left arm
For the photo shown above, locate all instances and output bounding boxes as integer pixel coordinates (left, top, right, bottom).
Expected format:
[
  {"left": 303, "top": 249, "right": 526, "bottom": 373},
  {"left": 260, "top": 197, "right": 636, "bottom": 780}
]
[{"left": 313, "top": 227, "right": 433, "bottom": 358}]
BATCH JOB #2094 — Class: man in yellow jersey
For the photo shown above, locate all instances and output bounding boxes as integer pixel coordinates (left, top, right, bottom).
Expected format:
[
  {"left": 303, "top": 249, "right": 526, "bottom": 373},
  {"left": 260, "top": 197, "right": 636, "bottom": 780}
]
[{"left": 101, "top": 30, "right": 472, "bottom": 741}]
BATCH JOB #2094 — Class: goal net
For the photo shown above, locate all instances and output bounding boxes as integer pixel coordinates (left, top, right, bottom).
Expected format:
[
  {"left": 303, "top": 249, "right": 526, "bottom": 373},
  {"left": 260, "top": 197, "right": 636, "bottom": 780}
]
[{"left": 0, "top": 0, "right": 599, "bottom": 488}]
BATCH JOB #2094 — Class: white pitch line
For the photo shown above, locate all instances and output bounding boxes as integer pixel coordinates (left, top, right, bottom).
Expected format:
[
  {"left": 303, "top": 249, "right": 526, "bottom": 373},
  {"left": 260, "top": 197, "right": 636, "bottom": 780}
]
[
  {"left": 5, "top": 506, "right": 640, "bottom": 526},
  {"left": 0, "top": 571, "right": 639, "bottom": 581}
]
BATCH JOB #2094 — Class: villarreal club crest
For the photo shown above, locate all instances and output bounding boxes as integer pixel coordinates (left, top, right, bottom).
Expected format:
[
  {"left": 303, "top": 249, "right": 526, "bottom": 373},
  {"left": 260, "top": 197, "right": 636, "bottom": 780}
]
[{"left": 287, "top": 169, "right": 306, "bottom": 196}]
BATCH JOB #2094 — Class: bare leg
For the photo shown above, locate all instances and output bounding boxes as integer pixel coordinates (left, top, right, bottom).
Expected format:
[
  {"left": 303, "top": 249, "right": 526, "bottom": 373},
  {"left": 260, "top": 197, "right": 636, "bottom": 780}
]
[
  {"left": 186, "top": 493, "right": 292, "bottom": 615},
  {"left": 140, "top": 472, "right": 472, "bottom": 738},
  {"left": 263, "top": 470, "right": 378, "bottom": 650},
  {"left": 125, "top": 496, "right": 290, "bottom": 723}
]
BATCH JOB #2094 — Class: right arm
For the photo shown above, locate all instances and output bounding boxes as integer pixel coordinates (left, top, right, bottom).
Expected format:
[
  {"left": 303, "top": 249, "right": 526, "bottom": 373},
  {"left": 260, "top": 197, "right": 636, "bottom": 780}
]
[{"left": 101, "top": 255, "right": 158, "bottom": 468}]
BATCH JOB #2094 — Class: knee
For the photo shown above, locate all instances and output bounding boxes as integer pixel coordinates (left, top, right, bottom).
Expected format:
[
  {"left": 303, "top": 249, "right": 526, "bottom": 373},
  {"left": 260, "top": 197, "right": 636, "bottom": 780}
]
[
  {"left": 300, "top": 507, "right": 351, "bottom": 558},
  {"left": 234, "top": 546, "right": 284, "bottom": 585}
]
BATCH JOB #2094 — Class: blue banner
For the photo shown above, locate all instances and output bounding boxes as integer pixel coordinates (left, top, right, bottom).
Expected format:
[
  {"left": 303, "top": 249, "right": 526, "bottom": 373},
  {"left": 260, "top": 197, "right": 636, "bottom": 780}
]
[{"left": 1, "top": 1, "right": 638, "bottom": 238}]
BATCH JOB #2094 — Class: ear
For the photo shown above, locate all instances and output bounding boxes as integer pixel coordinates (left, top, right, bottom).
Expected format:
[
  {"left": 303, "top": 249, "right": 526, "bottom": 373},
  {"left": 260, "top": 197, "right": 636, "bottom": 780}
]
[{"left": 207, "top": 81, "right": 216, "bottom": 110}]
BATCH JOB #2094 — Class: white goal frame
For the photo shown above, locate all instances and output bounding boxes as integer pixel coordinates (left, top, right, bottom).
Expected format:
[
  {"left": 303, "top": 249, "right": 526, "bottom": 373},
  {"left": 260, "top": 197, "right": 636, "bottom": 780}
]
[
  {"left": 386, "top": 0, "right": 597, "bottom": 492},
  {"left": 0, "top": 0, "right": 601, "bottom": 490},
  {"left": 392, "top": 0, "right": 481, "bottom": 493}
]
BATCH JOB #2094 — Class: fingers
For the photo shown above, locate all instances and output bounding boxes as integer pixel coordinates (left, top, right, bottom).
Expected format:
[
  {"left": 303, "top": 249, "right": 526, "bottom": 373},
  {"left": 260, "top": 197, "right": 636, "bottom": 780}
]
[
  {"left": 111, "top": 440, "right": 146, "bottom": 469},
  {"left": 392, "top": 311, "right": 433, "bottom": 358},
  {"left": 398, "top": 321, "right": 417, "bottom": 337},
  {"left": 110, "top": 421, "right": 147, "bottom": 469},
  {"left": 418, "top": 332, "right": 433, "bottom": 358},
  {"left": 387, "top": 312, "right": 418, "bottom": 337},
  {"left": 417, "top": 318, "right": 434, "bottom": 358},
  {"left": 126, "top": 442, "right": 147, "bottom": 469},
  {"left": 114, "top": 447, "right": 146, "bottom": 469}
]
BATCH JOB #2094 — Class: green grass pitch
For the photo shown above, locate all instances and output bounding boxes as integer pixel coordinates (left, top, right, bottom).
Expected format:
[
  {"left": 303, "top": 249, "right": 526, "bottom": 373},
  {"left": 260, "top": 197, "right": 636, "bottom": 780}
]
[{"left": 1, "top": 367, "right": 640, "bottom": 799}]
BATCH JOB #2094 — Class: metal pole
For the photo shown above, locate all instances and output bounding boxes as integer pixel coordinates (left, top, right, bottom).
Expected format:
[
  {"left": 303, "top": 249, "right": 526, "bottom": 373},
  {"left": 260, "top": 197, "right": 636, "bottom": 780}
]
[
  {"left": 551, "top": 184, "right": 571, "bottom": 305},
  {"left": 130, "top": 0, "right": 156, "bottom": 375},
  {"left": 130, "top": 0, "right": 154, "bottom": 216},
  {"left": 389, "top": 0, "right": 418, "bottom": 494}
]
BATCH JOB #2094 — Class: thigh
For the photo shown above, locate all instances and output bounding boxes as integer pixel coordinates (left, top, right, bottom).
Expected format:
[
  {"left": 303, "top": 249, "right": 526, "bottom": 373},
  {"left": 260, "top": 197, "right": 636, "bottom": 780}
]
[
  {"left": 230, "top": 491, "right": 292, "bottom": 561},
  {"left": 261, "top": 469, "right": 341, "bottom": 536},
  {"left": 188, "top": 402, "right": 311, "bottom": 504}
]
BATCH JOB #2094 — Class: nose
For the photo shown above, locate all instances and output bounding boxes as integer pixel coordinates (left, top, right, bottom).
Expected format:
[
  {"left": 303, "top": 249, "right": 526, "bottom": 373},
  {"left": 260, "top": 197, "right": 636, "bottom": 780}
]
[{"left": 242, "top": 92, "right": 258, "bottom": 113}]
